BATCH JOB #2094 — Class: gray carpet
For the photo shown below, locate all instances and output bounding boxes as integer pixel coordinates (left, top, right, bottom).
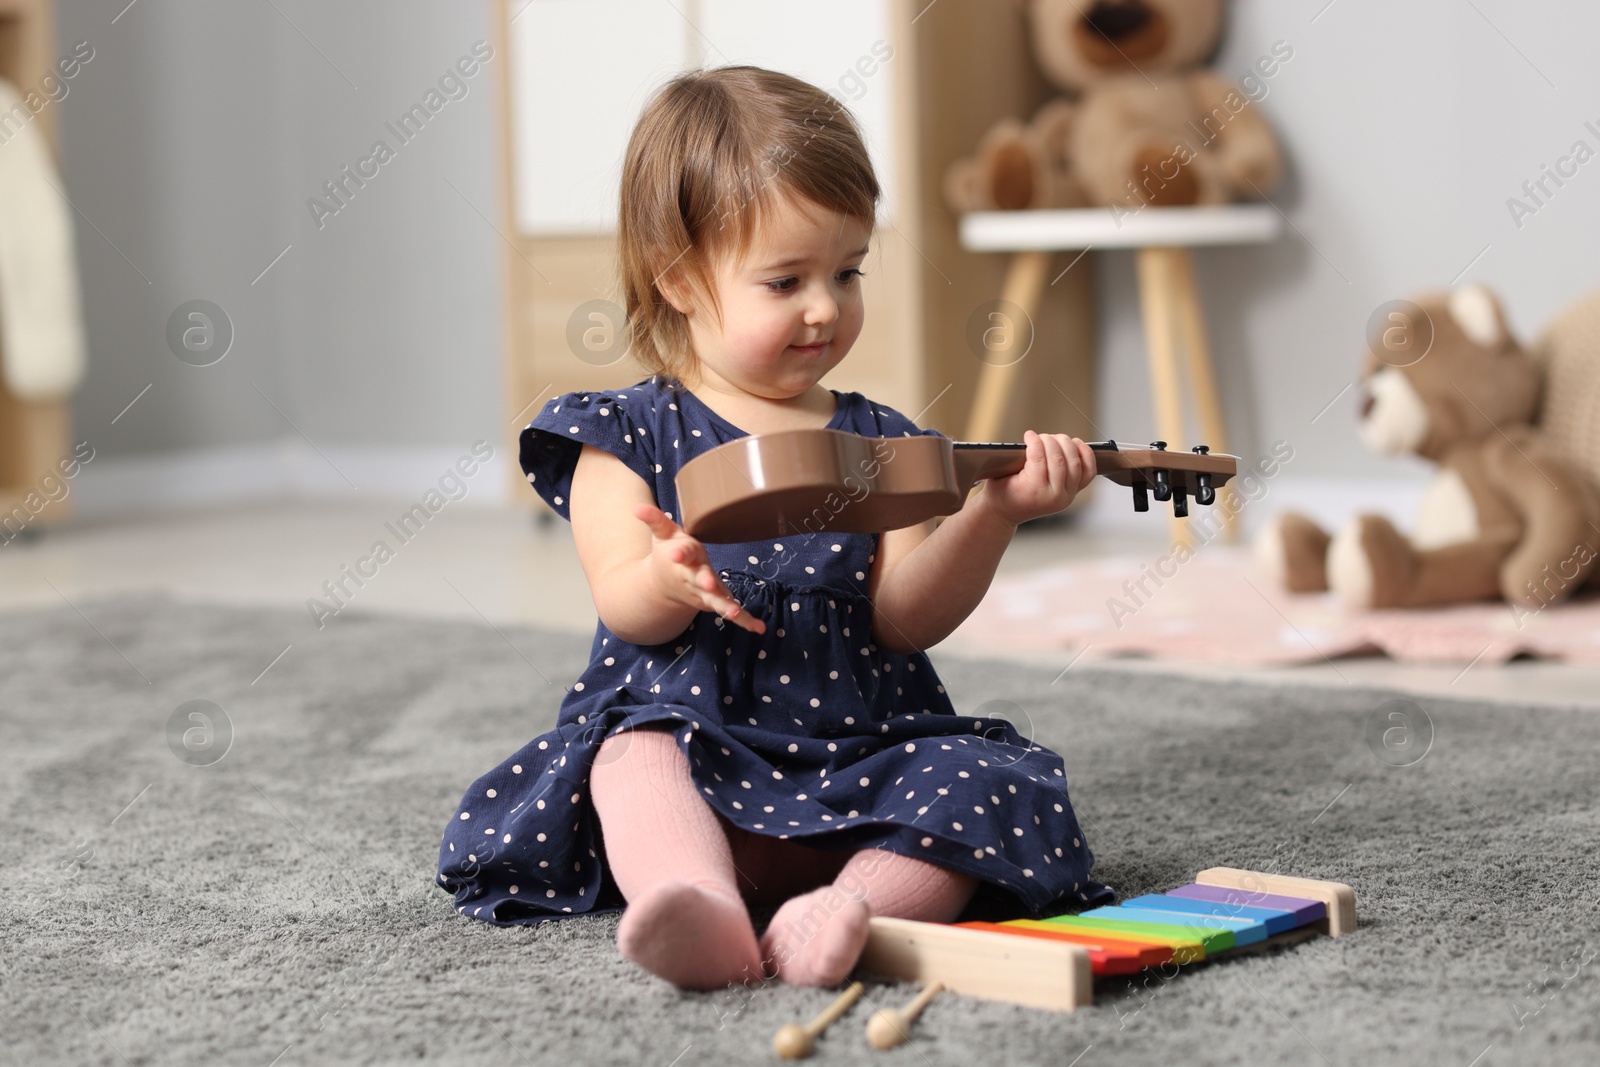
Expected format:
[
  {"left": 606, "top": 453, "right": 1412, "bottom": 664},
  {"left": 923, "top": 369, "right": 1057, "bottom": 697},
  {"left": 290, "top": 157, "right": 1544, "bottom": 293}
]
[{"left": 3, "top": 592, "right": 1598, "bottom": 1067}]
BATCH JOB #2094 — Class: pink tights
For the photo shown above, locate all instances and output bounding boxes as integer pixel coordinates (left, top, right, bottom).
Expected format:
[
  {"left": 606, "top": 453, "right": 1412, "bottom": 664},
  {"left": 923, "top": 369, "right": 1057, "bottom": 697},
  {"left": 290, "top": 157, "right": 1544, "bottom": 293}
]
[{"left": 589, "top": 725, "right": 978, "bottom": 990}]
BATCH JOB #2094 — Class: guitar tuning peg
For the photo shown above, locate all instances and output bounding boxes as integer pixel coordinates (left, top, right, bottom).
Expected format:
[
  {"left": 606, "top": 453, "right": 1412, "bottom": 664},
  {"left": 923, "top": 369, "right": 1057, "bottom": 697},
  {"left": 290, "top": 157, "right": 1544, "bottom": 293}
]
[
  {"left": 1195, "top": 473, "right": 1215, "bottom": 506},
  {"left": 1131, "top": 480, "right": 1149, "bottom": 512},
  {"left": 1191, "top": 445, "right": 1210, "bottom": 455},
  {"left": 1172, "top": 486, "right": 1189, "bottom": 518},
  {"left": 1151, "top": 469, "right": 1172, "bottom": 502},
  {"left": 1150, "top": 440, "right": 1168, "bottom": 451}
]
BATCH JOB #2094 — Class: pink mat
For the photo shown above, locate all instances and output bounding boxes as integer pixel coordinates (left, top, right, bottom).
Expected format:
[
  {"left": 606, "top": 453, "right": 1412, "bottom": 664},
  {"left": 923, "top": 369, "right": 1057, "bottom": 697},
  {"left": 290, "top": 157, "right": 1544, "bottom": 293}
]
[{"left": 952, "top": 547, "right": 1600, "bottom": 666}]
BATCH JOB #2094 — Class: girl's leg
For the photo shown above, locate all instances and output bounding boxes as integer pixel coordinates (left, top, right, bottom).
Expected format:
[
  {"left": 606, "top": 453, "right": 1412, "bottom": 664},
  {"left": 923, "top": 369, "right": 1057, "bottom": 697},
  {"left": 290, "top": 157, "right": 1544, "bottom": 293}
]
[
  {"left": 719, "top": 816, "right": 851, "bottom": 907},
  {"left": 759, "top": 848, "right": 980, "bottom": 987},
  {"left": 589, "top": 726, "right": 763, "bottom": 990}
]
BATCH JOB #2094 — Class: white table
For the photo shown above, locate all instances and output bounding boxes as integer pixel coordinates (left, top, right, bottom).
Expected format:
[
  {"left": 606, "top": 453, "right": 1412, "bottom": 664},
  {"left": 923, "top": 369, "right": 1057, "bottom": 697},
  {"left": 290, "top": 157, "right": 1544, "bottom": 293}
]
[{"left": 958, "top": 204, "right": 1282, "bottom": 543}]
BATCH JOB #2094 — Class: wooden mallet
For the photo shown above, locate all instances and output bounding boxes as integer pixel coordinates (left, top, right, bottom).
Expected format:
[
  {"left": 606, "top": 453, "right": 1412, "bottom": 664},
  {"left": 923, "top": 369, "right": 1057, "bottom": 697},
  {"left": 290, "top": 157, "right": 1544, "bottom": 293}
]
[
  {"left": 866, "top": 981, "right": 944, "bottom": 1050},
  {"left": 773, "top": 980, "right": 866, "bottom": 1060}
]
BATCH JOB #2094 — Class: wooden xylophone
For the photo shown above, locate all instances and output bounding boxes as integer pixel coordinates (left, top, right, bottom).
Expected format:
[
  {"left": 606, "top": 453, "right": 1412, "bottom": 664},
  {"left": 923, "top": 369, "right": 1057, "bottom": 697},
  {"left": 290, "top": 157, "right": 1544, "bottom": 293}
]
[
  {"left": 774, "top": 867, "right": 1357, "bottom": 1056},
  {"left": 856, "top": 867, "right": 1356, "bottom": 1014}
]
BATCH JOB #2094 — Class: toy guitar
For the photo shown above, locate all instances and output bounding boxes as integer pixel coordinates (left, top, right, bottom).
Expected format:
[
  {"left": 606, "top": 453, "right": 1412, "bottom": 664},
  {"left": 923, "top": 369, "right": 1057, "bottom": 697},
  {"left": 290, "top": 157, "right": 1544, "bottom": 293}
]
[{"left": 675, "top": 428, "right": 1237, "bottom": 543}]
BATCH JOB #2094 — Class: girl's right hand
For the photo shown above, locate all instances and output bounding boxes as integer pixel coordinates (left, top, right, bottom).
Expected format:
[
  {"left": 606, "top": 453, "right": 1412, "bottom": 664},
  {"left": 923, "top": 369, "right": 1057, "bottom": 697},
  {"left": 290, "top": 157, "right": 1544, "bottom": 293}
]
[{"left": 633, "top": 503, "right": 767, "bottom": 634}]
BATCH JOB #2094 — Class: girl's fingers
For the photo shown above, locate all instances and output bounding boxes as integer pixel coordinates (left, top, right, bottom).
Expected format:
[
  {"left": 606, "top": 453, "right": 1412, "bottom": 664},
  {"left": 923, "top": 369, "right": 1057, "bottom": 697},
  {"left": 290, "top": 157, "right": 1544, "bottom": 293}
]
[
  {"left": 634, "top": 502, "right": 760, "bottom": 631},
  {"left": 1022, "top": 428, "right": 1043, "bottom": 469},
  {"left": 698, "top": 565, "right": 728, "bottom": 595},
  {"left": 1016, "top": 433, "right": 1097, "bottom": 502},
  {"left": 634, "top": 502, "right": 683, "bottom": 540},
  {"left": 686, "top": 565, "right": 764, "bottom": 633},
  {"left": 1043, "top": 431, "right": 1068, "bottom": 489},
  {"left": 668, "top": 539, "right": 706, "bottom": 568},
  {"left": 1032, "top": 431, "right": 1061, "bottom": 492},
  {"left": 711, "top": 593, "right": 765, "bottom": 633},
  {"left": 1057, "top": 434, "right": 1082, "bottom": 488},
  {"left": 1076, "top": 438, "right": 1098, "bottom": 488},
  {"left": 708, "top": 579, "right": 753, "bottom": 624},
  {"left": 638, "top": 503, "right": 713, "bottom": 571},
  {"left": 1020, "top": 432, "right": 1102, "bottom": 498}
]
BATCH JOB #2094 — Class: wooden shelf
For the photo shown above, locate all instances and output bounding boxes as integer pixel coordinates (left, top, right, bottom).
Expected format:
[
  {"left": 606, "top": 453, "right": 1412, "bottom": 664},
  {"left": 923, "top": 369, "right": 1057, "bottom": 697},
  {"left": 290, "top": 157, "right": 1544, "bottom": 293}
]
[{"left": 0, "top": 0, "right": 72, "bottom": 532}]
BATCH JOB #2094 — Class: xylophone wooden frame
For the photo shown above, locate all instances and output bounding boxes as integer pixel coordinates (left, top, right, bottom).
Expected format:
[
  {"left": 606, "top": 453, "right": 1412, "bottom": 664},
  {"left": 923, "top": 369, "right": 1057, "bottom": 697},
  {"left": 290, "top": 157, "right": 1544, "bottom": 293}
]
[{"left": 853, "top": 867, "right": 1357, "bottom": 1013}]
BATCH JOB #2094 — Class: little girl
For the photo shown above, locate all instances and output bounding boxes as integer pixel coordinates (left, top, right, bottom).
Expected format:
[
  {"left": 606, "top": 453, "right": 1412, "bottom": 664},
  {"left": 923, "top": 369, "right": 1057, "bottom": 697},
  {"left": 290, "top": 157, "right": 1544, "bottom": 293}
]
[{"left": 437, "top": 65, "right": 1112, "bottom": 991}]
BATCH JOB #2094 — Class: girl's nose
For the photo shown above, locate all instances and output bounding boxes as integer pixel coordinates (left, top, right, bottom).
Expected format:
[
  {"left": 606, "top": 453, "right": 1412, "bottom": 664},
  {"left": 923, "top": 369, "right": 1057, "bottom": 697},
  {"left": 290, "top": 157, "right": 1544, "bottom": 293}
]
[{"left": 805, "top": 286, "right": 838, "bottom": 326}]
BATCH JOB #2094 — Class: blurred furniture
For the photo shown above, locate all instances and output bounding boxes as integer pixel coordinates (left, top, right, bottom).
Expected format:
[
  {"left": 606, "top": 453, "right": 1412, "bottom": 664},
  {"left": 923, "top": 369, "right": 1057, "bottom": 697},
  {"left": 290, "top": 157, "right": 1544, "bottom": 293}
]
[
  {"left": 0, "top": 0, "right": 74, "bottom": 536},
  {"left": 959, "top": 204, "right": 1281, "bottom": 544}
]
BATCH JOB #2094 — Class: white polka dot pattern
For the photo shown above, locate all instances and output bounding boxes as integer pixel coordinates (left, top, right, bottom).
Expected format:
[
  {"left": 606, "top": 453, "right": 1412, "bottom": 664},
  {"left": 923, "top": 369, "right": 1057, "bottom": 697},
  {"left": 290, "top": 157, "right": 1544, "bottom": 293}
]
[{"left": 440, "top": 374, "right": 1107, "bottom": 925}]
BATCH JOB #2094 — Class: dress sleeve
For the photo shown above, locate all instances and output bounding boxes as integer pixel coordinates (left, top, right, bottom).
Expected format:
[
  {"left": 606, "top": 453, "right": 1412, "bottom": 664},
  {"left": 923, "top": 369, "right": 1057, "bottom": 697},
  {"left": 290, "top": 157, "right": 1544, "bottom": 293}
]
[{"left": 519, "top": 388, "right": 658, "bottom": 521}]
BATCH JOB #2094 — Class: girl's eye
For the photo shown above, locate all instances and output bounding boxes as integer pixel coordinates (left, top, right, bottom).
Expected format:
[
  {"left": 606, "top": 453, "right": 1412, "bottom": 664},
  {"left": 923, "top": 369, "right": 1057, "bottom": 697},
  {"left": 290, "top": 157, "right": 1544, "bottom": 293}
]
[{"left": 763, "top": 270, "right": 867, "bottom": 294}]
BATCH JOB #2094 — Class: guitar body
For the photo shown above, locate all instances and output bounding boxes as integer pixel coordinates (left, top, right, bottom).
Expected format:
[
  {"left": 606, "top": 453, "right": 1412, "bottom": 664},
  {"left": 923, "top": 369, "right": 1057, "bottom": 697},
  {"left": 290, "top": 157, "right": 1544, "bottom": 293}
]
[{"left": 676, "top": 428, "right": 1237, "bottom": 543}]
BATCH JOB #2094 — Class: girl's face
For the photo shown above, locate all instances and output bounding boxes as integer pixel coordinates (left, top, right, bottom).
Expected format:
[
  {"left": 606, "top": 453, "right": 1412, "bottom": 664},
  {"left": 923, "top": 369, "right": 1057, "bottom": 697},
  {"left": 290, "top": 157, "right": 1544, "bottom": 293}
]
[{"left": 672, "top": 193, "right": 872, "bottom": 401}]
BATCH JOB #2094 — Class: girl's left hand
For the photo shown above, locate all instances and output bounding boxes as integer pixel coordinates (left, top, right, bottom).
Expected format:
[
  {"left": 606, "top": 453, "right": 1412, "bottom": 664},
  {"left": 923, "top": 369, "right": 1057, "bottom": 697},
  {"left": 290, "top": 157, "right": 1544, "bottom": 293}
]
[{"left": 980, "top": 430, "right": 1097, "bottom": 527}]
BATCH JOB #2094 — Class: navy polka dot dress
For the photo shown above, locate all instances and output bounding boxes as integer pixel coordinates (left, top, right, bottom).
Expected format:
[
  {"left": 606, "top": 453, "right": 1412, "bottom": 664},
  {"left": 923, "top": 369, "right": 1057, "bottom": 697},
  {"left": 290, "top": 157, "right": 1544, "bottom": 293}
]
[{"left": 435, "top": 374, "right": 1111, "bottom": 924}]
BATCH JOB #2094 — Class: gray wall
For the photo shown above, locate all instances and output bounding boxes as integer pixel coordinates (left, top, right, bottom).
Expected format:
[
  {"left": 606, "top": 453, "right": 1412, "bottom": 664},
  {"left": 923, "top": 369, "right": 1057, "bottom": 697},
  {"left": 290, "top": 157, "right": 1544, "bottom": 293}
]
[
  {"left": 52, "top": 0, "right": 1600, "bottom": 499},
  {"left": 1096, "top": 0, "right": 1600, "bottom": 483},
  {"left": 56, "top": 0, "right": 501, "bottom": 462}
]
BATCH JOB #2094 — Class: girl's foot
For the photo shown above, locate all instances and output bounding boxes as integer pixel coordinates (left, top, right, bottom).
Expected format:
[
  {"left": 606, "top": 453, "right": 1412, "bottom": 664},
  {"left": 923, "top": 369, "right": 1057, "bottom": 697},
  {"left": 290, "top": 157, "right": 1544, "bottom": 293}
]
[
  {"left": 758, "top": 885, "right": 871, "bottom": 987},
  {"left": 616, "top": 880, "right": 763, "bottom": 991}
]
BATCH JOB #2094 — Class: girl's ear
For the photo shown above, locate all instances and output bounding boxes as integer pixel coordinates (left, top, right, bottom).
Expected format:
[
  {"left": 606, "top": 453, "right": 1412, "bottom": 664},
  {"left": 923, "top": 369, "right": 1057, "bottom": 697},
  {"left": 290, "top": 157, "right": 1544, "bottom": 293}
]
[{"left": 657, "top": 269, "right": 694, "bottom": 317}]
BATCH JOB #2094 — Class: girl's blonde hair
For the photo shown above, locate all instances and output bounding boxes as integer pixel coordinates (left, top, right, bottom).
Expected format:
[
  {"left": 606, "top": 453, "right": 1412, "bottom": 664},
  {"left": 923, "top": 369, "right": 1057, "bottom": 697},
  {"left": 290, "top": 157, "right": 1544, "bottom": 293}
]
[{"left": 618, "top": 65, "right": 881, "bottom": 385}]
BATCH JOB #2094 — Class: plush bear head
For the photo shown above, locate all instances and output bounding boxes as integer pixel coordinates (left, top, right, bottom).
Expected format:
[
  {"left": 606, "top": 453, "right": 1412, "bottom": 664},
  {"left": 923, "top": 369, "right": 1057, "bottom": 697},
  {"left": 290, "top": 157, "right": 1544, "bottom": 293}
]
[
  {"left": 1357, "top": 285, "right": 1542, "bottom": 463},
  {"left": 1026, "top": 0, "right": 1226, "bottom": 92}
]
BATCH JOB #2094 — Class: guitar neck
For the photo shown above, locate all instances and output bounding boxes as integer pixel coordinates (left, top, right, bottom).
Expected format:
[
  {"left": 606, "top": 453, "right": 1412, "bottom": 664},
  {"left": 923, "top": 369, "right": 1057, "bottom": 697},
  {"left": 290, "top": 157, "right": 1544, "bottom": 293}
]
[
  {"left": 950, "top": 439, "right": 1235, "bottom": 499},
  {"left": 950, "top": 440, "right": 1127, "bottom": 485}
]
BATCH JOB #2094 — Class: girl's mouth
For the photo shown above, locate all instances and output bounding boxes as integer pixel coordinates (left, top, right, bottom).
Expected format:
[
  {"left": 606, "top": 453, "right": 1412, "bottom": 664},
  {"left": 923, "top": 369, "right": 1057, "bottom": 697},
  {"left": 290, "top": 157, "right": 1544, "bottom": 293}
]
[{"left": 789, "top": 342, "right": 829, "bottom": 356}]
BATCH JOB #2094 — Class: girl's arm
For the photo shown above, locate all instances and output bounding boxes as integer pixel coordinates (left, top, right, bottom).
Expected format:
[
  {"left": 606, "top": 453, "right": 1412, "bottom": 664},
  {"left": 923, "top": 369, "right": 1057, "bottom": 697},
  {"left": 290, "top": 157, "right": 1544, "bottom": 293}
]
[
  {"left": 571, "top": 444, "right": 765, "bottom": 646},
  {"left": 868, "top": 431, "right": 1094, "bottom": 653}
]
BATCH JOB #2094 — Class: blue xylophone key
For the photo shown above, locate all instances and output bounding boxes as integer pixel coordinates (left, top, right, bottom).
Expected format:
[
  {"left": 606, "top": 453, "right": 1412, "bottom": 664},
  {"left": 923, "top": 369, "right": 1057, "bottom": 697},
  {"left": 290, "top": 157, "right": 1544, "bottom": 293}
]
[
  {"left": 1079, "top": 905, "right": 1269, "bottom": 947},
  {"left": 1121, "top": 893, "right": 1301, "bottom": 936},
  {"left": 1165, "top": 883, "right": 1327, "bottom": 927}
]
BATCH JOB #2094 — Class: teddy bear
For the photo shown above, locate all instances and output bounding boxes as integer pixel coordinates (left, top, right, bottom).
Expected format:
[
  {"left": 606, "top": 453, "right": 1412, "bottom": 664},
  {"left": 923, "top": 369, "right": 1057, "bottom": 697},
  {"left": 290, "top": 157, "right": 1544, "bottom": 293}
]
[
  {"left": 944, "top": 0, "right": 1286, "bottom": 213},
  {"left": 1256, "top": 285, "right": 1600, "bottom": 613}
]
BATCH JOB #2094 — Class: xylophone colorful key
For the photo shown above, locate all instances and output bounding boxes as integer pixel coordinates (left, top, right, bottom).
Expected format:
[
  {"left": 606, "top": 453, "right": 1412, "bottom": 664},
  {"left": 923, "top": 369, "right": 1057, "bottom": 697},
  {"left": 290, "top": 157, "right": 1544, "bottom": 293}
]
[
  {"left": 995, "top": 918, "right": 1181, "bottom": 970},
  {"left": 1004, "top": 920, "right": 1192, "bottom": 968},
  {"left": 1163, "top": 883, "right": 1327, "bottom": 927},
  {"left": 1193, "top": 867, "right": 1357, "bottom": 936},
  {"left": 1123, "top": 893, "right": 1304, "bottom": 935},
  {"left": 853, "top": 868, "right": 1357, "bottom": 1014},
  {"left": 956, "top": 920, "right": 1170, "bottom": 975},
  {"left": 1093, "top": 902, "right": 1275, "bottom": 945},
  {"left": 1039, "top": 913, "right": 1233, "bottom": 959}
]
